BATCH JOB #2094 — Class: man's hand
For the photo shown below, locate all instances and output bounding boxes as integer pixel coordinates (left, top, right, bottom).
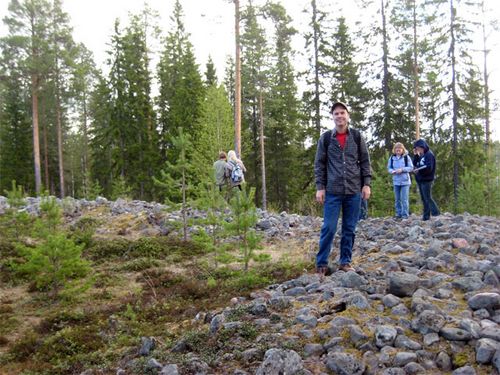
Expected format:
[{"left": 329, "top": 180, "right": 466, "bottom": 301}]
[
  {"left": 361, "top": 185, "right": 371, "bottom": 200},
  {"left": 316, "top": 189, "right": 326, "bottom": 204}
]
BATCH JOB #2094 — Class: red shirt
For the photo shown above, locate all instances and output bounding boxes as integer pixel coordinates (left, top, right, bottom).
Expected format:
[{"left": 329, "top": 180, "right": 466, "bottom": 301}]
[{"left": 336, "top": 132, "right": 348, "bottom": 149}]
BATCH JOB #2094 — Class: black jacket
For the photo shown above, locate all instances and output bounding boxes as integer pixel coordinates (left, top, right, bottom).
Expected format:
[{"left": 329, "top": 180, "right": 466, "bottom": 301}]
[
  {"left": 413, "top": 139, "right": 436, "bottom": 182},
  {"left": 314, "top": 127, "right": 371, "bottom": 195}
]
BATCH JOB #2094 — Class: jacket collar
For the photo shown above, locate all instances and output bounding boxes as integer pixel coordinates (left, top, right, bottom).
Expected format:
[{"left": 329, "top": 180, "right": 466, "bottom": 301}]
[{"left": 332, "top": 126, "right": 351, "bottom": 136}]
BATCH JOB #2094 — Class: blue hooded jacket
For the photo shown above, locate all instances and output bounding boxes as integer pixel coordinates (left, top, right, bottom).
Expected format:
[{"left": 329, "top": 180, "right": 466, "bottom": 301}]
[{"left": 412, "top": 139, "right": 436, "bottom": 182}]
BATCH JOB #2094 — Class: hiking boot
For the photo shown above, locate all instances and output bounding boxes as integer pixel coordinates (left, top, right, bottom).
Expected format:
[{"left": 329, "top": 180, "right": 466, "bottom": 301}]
[{"left": 339, "top": 263, "right": 356, "bottom": 272}]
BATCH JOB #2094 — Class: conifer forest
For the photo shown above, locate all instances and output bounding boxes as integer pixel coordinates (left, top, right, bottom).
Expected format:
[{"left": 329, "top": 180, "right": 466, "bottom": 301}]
[{"left": 0, "top": 0, "right": 499, "bottom": 217}]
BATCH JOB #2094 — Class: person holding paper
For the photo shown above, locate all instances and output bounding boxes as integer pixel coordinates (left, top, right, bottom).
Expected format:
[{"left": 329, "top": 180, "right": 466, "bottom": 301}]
[
  {"left": 387, "top": 142, "right": 413, "bottom": 219},
  {"left": 413, "top": 139, "right": 440, "bottom": 221}
]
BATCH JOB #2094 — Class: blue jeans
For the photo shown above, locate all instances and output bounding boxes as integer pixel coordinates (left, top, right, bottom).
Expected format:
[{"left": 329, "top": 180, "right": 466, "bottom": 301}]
[
  {"left": 394, "top": 185, "right": 410, "bottom": 218},
  {"left": 417, "top": 181, "right": 440, "bottom": 220},
  {"left": 317, "top": 193, "right": 361, "bottom": 267}
]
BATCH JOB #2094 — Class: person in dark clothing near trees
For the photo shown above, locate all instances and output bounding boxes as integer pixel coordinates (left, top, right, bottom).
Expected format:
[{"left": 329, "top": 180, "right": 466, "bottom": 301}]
[
  {"left": 213, "top": 152, "right": 228, "bottom": 192},
  {"left": 314, "top": 102, "right": 372, "bottom": 275},
  {"left": 413, "top": 139, "right": 440, "bottom": 221}
]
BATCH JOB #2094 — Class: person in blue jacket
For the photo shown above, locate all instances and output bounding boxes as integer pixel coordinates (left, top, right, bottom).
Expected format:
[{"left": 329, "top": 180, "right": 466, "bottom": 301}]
[
  {"left": 413, "top": 139, "right": 440, "bottom": 221},
  {"left": 387, "top": 142, "right": 413, "bottom": 219}
]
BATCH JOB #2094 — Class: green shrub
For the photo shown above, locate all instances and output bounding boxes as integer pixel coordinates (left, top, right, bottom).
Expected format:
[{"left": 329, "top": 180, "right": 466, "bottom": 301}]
[
  {"left": 16, "top": 234, "right": 90, "bottom": 298},
  {"left": 116, "top": 257, "right": 160, "bottom": 272},
  {"left": 9, "top": 331, "right": 41, "bottom": 360},
  {"left": 69, "top": 216, "right": 100, "bottom": 248}
]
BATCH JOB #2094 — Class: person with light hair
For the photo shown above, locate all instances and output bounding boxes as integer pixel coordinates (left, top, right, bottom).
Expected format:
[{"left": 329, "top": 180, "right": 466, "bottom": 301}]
[
  {"left": 225, "top": 150, "right": 246, "bottom": 190},
  {"left": 387, "top": 142, "right": 414, "bottom": 219}
]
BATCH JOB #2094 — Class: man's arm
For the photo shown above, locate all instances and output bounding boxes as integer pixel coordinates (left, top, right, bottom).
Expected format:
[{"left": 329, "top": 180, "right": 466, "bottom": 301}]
[
  {"left": 358, "top": 134, "right": 371, "bottom": 188},
  {"left": 314, "top": 134, "right": 328, "bottom": 191}
]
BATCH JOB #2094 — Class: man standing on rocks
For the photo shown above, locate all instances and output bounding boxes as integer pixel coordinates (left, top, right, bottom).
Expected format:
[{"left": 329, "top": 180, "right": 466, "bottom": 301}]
[{"left": 314, "top": 102, "right": 371, "bottom": 274}]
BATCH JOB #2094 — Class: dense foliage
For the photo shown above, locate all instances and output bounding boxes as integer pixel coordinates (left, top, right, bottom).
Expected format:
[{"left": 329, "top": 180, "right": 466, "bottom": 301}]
[{"left": 0, "top": 0, "right": 498, "bottom": 216}]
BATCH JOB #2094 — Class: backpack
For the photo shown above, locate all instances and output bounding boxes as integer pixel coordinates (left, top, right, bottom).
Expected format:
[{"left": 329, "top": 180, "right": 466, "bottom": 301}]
[
  {"left": 230, "top": 161, "right": 244, "bottom": 183},
  {"left": 390, "top": 154, "right": 409, "bottom": 169}
]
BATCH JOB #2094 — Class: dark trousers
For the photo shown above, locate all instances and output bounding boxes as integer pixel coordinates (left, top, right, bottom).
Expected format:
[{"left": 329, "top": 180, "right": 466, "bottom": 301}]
[{"left": 417, "top": 181, "right": 440, "bottom": 220}]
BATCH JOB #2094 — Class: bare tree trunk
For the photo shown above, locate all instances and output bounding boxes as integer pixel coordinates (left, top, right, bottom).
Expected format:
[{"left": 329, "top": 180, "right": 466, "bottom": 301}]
[
  {"left": 55, "top": 95, "right": 65, "bottom": 198},
  {"left": 381, "top": 0, "right": 391, "bottom": 151},
  {"left": 312, "top": 0, "right": 321, "bottom": 136},
  {"left": 481, "top": 0, "right": 490, "bottom": 155},
  {"left": 31, "top": 75, "right": 42, "bottom": 195},
  {"left": 412, "top": 0, "right": 420, "bottom": 139},
  {"left": 82, "top": 90, "right": 89, "bottom": 197},
  {"left": 259, "top": 91, "right": 267, "bottom": 211},
  {"left": 234, "top": 0, "right": 242, "bottom": 156},
  {"left": 42, "top": 118, "right": 50, "bottom": 193},
  {"left": 450, "top": 0, "right": 459, "bottom": 213}
]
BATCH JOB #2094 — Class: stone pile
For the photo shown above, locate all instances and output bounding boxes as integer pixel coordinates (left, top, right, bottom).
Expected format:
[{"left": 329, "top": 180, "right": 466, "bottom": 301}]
[{"left": 118, "top": 213, "right": 499, "bottom": 374}]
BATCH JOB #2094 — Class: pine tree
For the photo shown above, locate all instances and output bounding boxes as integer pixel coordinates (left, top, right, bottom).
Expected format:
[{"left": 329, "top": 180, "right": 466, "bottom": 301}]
[
  {"left": 0, "top": 42, "right": 33, "bottom": 192},
  {"left": 192, "top": 84, "right": 233, "bottom": 179},
  {"left": 2, "top": 0, "right": 53, "bottom": 195},
  {"left": 239, "top": 2, "right": 269, "bottom": 205},
  {"left": 157, "top": 0, "right": 204, "bottom": 160},
  {"left": 154, "top": 128, "right": 194, "bottom": 241},
  {"left": 205, "top": 55, "right": 218, "bottom": 86},
  {"left": 327, "top": 17, "right": 371, "bottom": 129},
  {"left": 261, "top": 2, "right": 302, "bottom": 210}
]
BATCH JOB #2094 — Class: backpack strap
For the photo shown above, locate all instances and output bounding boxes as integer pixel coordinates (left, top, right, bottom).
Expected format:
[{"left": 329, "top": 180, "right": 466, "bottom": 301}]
[
  {"left": 322, "top": 128, "right": 361, "bottom": 152},
  {"left": 390, "top": 154, "right": 409, "bottom": 169}
]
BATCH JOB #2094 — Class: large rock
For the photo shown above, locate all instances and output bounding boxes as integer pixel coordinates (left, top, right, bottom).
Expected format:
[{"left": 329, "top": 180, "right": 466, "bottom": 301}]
[
  {"left": 388, "top": 272, "right": 421, "bottom": 297},
  {"left": 411, "top": 310, "right": 446, "bottom": 334},
  {"left": 325, "top": 352, "right": 366, "bottom": 375},
  {"left": 475, "top": 338, "right": 500, "bottom": 364},
  {"left": 375, "top": 325, "right": 398, "bottom": 348},
  {"left": 255, "top": 349, "right": 305, "bottom": 375},
  {"left": 468, "top": 292, "right": 500, "bottom": 311}
]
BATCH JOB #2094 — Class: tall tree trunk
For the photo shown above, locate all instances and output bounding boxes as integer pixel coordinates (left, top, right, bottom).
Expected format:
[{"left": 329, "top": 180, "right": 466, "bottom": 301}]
[
  {"left": 449, "top": 0, "right": 459, "bottom": 213},
  {"left": 82, "top": 90, "right": 89, "bottom": 197},
  {"left": 312, "top": 0, "right": 321, "bottom": 135},
  {"left": 31, "top": 74, "right": 42, "bottom": 195},
  {"left": 412, "top": 0, "right": 420, "bottom": 139},
  {"left": 234, "top": 0, "right": 242, "bottom": 156},
  {"left": 481, "top": 0, "right": 490, "bottom": 155},
  {"left": 42, "top": 117, "right": 50, "bottom": 192},
  {"left": 381, "top": 0, "right": 391, "bottom": 150},
  {"left": 259, "top": 91, "right": 267, "bottom": 210},
  {"left": 55, "top": 93, "right": 65, "bottom": 198}
]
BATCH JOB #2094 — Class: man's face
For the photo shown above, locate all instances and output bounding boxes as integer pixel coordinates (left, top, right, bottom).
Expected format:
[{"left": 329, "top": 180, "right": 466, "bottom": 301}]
[
  {"left": 416, "top": 146, "right": 425, "bottom": 155},
  {"left": 332, "top": 106, "right": 349, "bottom": 133}
]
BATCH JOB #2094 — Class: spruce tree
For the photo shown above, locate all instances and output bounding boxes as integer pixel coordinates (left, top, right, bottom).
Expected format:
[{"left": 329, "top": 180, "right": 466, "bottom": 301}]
[
  {"left": 261, "top": 2, "right": 302, "bottom": 211},
  {"left": 157, "top": 0, "right": 204, "bottom": 160}
]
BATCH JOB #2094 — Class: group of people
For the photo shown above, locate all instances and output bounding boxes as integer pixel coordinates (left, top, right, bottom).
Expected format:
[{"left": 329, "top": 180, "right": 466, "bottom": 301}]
[
  {"left": 214, "top": 101, "right": 440, "bottom": 276},
  {"left": 213, "top": 150, "right": 246, "bottom": 192},
  {"left": 387, "top": 139, "right": 440, "bottom": 221},
  {"left": 314, "top": 101, "right": 440, "bottom": 275}
]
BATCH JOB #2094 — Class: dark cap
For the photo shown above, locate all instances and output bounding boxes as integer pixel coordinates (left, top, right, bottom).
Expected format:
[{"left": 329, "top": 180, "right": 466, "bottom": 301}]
[{"left": 330, "top": 101, "right": 350, "bottom": 113}]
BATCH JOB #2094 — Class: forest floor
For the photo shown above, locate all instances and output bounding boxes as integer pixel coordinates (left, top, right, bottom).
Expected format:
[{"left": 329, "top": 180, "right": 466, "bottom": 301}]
[{"left": 0, "top": 206, "right": 313, "bottom": 374}]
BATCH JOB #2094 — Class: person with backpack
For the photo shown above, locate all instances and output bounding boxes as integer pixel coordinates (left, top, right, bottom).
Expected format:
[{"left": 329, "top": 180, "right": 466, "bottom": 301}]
[
  {"left": 225, "top": 150, "right": 246, "bottom": 190},
  {"left": 413, "top": 139, "right": 440, "bottom": 221},
  {"left": 213, "top": 151, "right": 229, "bottom": 192},
  {"left": 387, "top": 142, "right": 414, "bottom": 219},
  {"left": 314, "top": 101, "right": 371, "bottom": 275}
]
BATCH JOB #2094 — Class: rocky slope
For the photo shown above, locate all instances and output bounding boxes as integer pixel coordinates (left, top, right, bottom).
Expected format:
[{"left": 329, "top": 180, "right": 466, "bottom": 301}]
[
  {"left": 124, "top": 213, "right": 499, "bottom": 375},
  {"left": 1, "top": 196, "right": 499, "bottom": 374}
]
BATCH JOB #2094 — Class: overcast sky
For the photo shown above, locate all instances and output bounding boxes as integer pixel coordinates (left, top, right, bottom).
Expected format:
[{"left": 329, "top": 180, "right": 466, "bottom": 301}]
[{"left": 0, "top": 0, "right": 498, "bottom": 139}]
